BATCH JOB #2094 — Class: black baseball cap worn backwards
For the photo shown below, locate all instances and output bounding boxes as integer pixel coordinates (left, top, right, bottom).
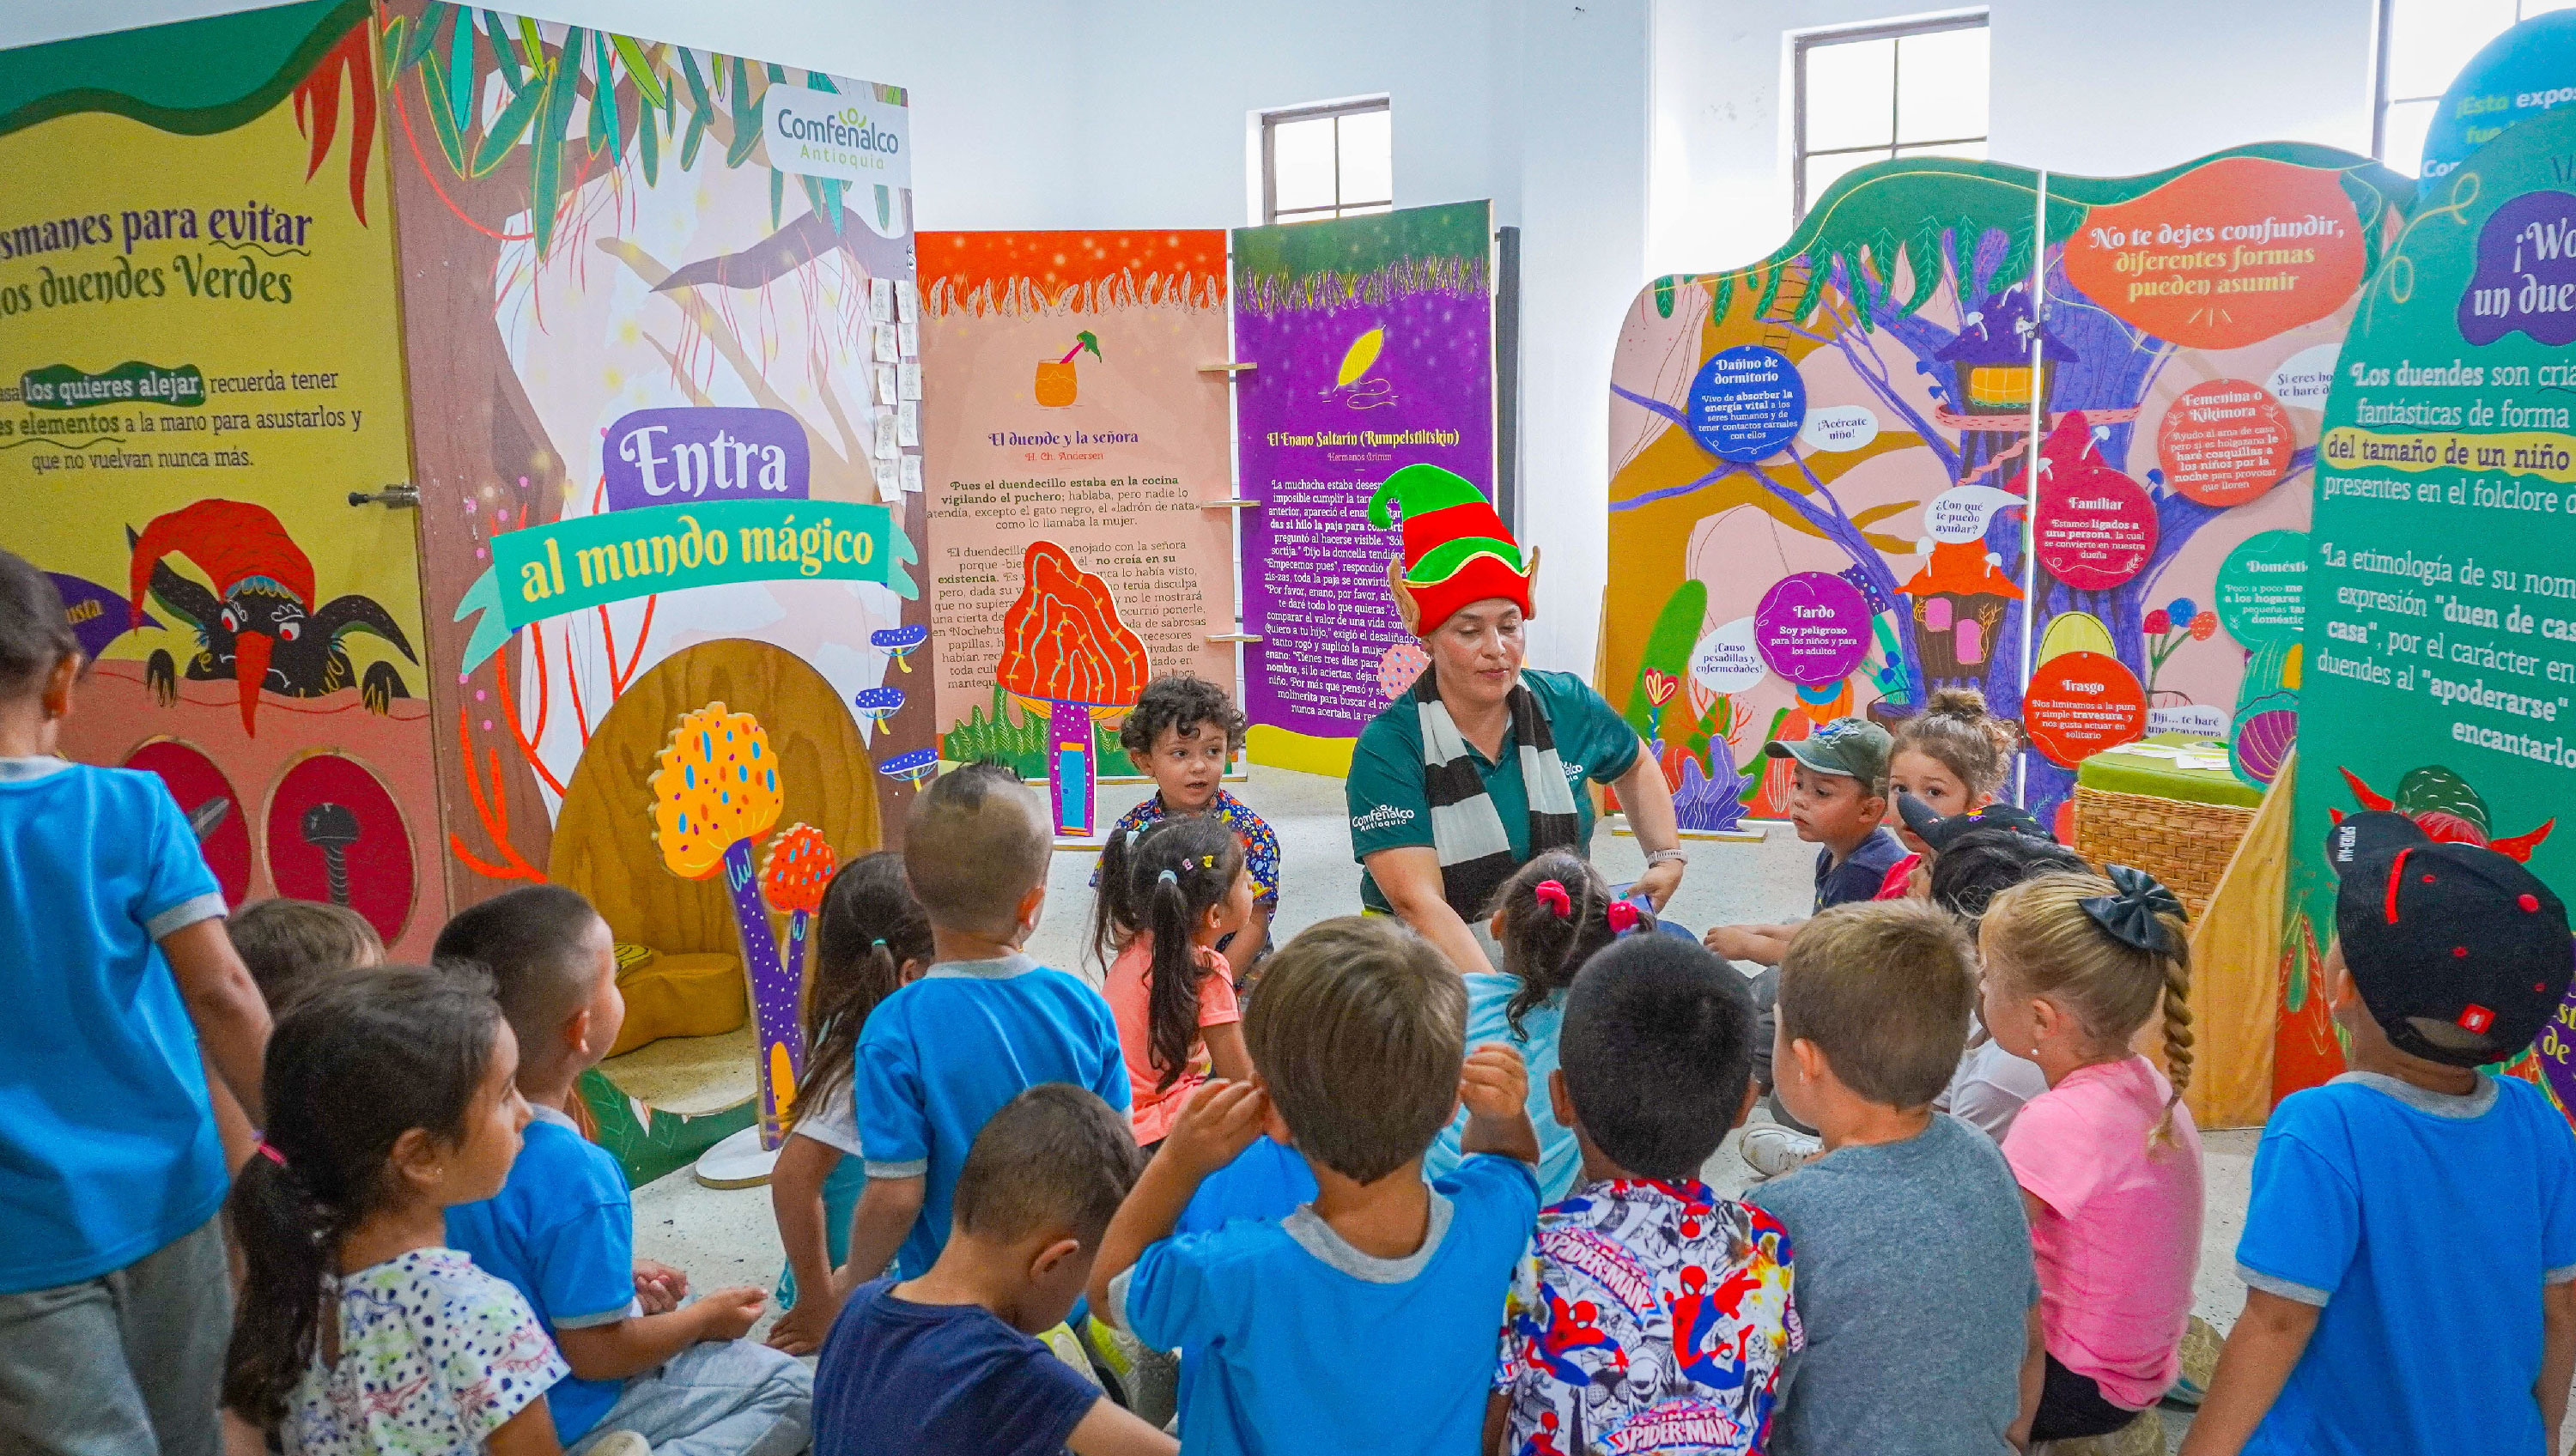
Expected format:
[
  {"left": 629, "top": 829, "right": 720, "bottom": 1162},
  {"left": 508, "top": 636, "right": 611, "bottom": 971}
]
[
  {"left": 1897, "top": 793, "right": 2053, "bottom": 854},
  {"left": 2326, "top": 810, "right": 2575, "bottom": 1068}
]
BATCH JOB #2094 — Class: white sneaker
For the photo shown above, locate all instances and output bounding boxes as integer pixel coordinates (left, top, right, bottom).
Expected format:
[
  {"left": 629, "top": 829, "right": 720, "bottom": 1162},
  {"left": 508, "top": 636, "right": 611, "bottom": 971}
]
[{"left": 1739, "top": 1124, "right": 1823, "bottom": 1180}]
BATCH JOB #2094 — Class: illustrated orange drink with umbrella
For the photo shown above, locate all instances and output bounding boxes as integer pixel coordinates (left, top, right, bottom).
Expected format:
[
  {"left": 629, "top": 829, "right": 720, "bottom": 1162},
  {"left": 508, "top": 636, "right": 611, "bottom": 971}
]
[{"left": 1036, "top": 331, "right": 1101, "bottom": 407}]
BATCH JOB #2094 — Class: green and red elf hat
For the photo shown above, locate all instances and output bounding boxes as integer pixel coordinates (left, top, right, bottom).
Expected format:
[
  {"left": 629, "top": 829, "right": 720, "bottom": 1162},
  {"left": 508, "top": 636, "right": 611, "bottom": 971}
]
[{"left": 1369, "top": 464, "right": 1535, "bottom": 636}]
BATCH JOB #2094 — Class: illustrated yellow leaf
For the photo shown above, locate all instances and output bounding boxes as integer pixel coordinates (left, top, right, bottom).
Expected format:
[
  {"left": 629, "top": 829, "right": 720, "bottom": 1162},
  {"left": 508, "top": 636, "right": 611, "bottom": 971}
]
[{"left": 1336, "top": 328, "right": 1383, "bottom": 389}]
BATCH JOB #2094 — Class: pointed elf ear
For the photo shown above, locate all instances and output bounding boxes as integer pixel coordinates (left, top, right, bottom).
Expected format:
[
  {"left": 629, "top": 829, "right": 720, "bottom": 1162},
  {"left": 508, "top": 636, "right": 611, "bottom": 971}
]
[
  {"left": 1523, "top": 547, "right": 1541, "bottom": 612},
  {"left": 1387, "top": 554, "right": 1422, "bottom": 634}
]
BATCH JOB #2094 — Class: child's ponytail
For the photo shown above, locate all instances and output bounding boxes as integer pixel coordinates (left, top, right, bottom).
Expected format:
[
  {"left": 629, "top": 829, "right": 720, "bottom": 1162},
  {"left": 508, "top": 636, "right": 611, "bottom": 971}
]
[
  {"left": 1980, "top": 866, "right": 2194, "bottom": 1144},
  {"left": 225, "top": 965, "right": 505, "bottom": 1426},
  {"left": 1485, "top": 849, "right": 1640, "bottom": 1037},
  {"left": 798, "top": 852, "right": 933, "bottom": 1131},
  {"left": 1091, "top": 822, "right": 1146, "bottom": 974},
  {"left": 1128, "top": 816, "right": 1245, "bottom": 1091}
]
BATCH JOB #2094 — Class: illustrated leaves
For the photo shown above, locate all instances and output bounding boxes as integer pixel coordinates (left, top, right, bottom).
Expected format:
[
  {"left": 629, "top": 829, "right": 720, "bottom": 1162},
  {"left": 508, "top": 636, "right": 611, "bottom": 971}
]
[
  {"left": 611, "top": 33, "right": 667, "bottom": 111},
  {"left": 471, "top": 68, "right": 546, "bottom": 176}
]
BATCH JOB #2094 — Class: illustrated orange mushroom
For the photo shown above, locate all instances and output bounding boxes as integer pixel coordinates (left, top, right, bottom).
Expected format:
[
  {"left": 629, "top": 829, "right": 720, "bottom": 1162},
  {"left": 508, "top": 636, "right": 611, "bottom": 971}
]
[
  {"left": 648, "top": 703, "right": 802, "bottom": 1146},
  {"left": 993, "top": 539, "right": 1150, "bottom": 836}
]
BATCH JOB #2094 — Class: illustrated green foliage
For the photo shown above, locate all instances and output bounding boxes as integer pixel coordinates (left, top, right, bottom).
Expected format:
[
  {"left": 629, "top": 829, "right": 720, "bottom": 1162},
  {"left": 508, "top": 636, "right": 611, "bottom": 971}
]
[
  {"left": 939, "top": 683, "right": 1139, "bottom": 780},
  {"left": 1689, "top": 147, "right": 2412, "bottom": 333},
  {"left": 575, "top": 1066, "right": 753, "bottom": 1188},
  {"left": 385, "top": 4, "right": 865, "bottom": 260},
  {"left": 1622, "top": 579, "right": 1706, "bottom": 742}
]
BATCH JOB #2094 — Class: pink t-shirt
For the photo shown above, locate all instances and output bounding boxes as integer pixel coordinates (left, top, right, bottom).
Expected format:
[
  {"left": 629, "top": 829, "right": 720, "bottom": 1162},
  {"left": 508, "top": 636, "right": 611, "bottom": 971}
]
[
  {"left": 1105, "top": 936, "right": 1240, "bottom": 1145},
  {"left": 2001, "top": 1054, "right": 2203, "bottom": 1409}
]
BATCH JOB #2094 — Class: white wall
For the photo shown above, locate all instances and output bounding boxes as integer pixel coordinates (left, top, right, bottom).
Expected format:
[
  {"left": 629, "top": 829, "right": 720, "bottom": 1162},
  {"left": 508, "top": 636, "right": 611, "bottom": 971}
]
[
  {"left": 1649, "top": 0, "right": 2381, "bottom": 276},
  {"left": 0, "top": 0, "right": 2393, "bottom": 682},
  {"left": 3, "top": 0, "right": 1648, "bottom": 675}
]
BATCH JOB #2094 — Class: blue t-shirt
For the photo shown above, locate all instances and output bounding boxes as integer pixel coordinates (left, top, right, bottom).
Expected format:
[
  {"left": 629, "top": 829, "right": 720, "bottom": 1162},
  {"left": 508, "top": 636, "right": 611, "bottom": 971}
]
[
  {"left": 1117, "top": 1153, "right": 1540, "bottom": 1456},
  {"left": 2239, "top": 1072, "right": 2576, "bottom": 1456},
  {"left": 1425, "top": 975, "right": 1580, "bottom": 1204},
  {"left": 445, "top": 1104, "right": 635, "bottom": 1442},
  {"left": 0, "top": 758, "right": 229, "bottom": 1294},
  {"left": 858, "top": 954, "right": 1128, "bottom": 1278},
  {"left": 814, "top": 1277, "right": 1101, "bottom": 1456},
  {"left": 1178, "top": 1138, "right": 1319, "bottom": 1235}
]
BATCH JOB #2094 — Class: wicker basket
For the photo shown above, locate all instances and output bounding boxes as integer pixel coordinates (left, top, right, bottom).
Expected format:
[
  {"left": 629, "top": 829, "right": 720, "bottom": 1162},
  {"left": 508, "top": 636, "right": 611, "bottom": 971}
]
[{"left": 2070, "top": 785, "right": 2257, "bottom": 921}]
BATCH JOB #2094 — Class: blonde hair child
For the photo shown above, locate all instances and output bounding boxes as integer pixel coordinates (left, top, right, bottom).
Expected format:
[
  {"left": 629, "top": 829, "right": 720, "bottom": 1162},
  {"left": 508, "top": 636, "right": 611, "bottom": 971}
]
[{"left": 1978, "top": 867, "right": 2202, "bottom": 1444}]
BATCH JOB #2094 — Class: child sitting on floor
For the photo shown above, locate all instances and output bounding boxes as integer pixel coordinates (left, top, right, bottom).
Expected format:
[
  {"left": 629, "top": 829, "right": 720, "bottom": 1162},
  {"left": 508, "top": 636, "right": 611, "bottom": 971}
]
[
  {"left": 840, "top": 763, "right": 1129, "bottom": 1291},
  {"left": 1982, "top": 867, "right": 2202, "bottom": 1447},
  {"left": 1491, "top": 931, "right": 1793, "bottom": 1455},
  {"left": 1088, "top": 915, "right": 1541, "bottom": 1454},
  {"left": 2180, "top": 813, "right": 2576, "bottom": 1456},
  {"left": 1097, "top": 673, "right": 1279, "bottom": 981},
  {"left": 223, "top": 966, "right": 569, "bottom": 1453},
  {"left": 205, "top": 898, "right": 387, "bottom": 1174},
  {"left": 0, "top": 549, "right": 270, "bottom": 1456},
  {"left": 765, "top": 851, "right": 934, "bottom": 1356},
  {"left": 1704, "top": 714, "right": 1905, "bottom": 969},
  {"left": 1097, "top": 815, "right": 1256, "bottom": 1149},
  {"left": 814, "top": 1084, "right": 1170, "bottom": 1456},
  {"left": 1748, "top": 901, "right": 2041, "bottom": 1454},
  {"left": 1880, "top": 688, "right": 2021, "bottom": 898},
  {"left": 1424, "top": 847, "right": 1638, "bottom": 1203},
  {"left": 1923, "top": 822, "right": 2086, "bottom": 1143},
  {"left": 1708, "top": 715, "right": 1902, "bottom": 1169},
  {"left": 227, "top": 897, "right": 384, "bottom": 1013},
  {"left": 439, "top": 884, "right": 811, "bottom": 1455}
]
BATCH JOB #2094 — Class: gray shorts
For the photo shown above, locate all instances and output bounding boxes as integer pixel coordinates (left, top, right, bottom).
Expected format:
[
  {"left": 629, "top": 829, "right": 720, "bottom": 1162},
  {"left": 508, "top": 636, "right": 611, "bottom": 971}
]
[{"left": 0, "top": 1214, "right": 231, "bottom": 1456}]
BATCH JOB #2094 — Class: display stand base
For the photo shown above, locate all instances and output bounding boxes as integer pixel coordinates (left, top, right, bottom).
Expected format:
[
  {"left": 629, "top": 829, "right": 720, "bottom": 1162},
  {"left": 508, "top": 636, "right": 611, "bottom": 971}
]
[
  {"left": 1605, "top": 815, "right": 1771, "bottom": 844},
  {"left": 692, "top": 1125, "right": 779, "bottom": 1189}
]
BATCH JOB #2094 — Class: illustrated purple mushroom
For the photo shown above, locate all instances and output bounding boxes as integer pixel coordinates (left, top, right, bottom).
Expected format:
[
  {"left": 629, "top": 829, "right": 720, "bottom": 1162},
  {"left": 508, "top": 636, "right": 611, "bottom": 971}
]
[
  {"left": 878, "top": 747, "right": 939, "bottom": 792},
  {"left": 648, "top": 703, "right": 800, "bottom": 1146},
  {"left": 872, "top": 623, "right": 928, "bottom": 674},
  {"left": 853, "top": 685, "right": 906, "bottom": 726}
]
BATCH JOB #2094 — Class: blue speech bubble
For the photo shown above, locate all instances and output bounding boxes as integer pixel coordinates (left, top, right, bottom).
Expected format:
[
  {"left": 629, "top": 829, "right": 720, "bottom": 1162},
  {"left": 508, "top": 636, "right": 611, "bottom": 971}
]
[{"left": 1685, "top": 345, "right": 1805, "bottom": 463}]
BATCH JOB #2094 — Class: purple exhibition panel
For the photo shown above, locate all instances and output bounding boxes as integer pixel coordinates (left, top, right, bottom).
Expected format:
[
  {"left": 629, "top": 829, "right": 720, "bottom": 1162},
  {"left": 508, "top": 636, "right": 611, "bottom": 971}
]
[{"left": 1233, "top": 201, "right": 1495, "bottom": 750}]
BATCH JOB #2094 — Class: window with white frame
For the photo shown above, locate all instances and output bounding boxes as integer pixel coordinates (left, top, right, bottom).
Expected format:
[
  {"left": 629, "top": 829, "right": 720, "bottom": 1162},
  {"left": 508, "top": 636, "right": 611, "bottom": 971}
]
[
  {"left": 2377, "top": 0, "right": 2576, "bottom": 179},
  {"left": 1794, "top": 15, "right": 1989, "bottom": 221},
  {"left": 1262, "top": 100, "right": 1392, "bottom": 226}
]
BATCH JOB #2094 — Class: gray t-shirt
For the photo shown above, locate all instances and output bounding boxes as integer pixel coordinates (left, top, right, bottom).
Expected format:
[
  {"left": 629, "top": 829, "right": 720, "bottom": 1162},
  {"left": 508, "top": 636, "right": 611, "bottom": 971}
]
[{"left": 1747, "top": 1113, "right": 2038, "bottom": 1456}]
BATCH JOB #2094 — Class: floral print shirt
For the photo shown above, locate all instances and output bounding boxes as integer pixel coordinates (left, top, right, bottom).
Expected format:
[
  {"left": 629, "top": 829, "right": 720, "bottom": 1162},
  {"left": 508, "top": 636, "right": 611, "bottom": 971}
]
[
  {"left": 1496, "top": 1179, "right": 1800, "bottom": 1455},
  {"left": 283, "top": 1247, "right": 566, "bottom": 1456},
  {"left": 1096, "top": 788, "right": 1281, "bottom": 908}
]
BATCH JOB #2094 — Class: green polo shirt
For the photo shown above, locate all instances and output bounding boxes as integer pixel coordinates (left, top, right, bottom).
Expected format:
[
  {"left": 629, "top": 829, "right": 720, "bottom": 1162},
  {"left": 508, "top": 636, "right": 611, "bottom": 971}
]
[{"left": 1348, "top": 668, "right": 1643, "bottom": 913}]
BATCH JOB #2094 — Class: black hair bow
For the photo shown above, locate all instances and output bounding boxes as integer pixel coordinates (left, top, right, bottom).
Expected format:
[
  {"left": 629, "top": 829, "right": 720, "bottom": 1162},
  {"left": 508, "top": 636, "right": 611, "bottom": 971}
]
[{"left": 2081, "top": 864, "right": 2184, "bottom": 955}]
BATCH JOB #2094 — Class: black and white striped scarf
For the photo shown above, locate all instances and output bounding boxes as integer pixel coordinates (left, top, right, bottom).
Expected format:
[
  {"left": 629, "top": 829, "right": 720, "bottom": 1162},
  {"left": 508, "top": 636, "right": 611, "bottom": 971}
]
[{"left": 1417, "top": 668, "right": 1580, "bottom": 918}]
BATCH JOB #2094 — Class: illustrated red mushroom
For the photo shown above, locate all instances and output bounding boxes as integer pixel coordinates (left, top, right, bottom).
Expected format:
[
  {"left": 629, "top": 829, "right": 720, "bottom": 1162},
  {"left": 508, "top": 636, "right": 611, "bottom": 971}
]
[
  {"left": 993, "top": 540, "right": 1151, "bottom": 836},
  {"left": 761, "top": 822, "right": 838, "bottom": 1143}
]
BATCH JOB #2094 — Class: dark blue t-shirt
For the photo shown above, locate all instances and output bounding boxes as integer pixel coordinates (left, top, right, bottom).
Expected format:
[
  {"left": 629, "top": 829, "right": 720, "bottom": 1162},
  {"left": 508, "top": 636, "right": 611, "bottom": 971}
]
[
  {"left": 1814, "top": 827, "right": 1905, "bottom": 912},
  {"left": 815, "top": 1278, "right": 1100, "bottom": 1456}
]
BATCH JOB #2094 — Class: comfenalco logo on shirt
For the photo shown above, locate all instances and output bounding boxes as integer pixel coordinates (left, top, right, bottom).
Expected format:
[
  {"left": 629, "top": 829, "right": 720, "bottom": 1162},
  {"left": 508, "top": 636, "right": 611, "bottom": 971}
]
[{"left": 1351, "top": 804, "right": 1418, "bottom": 832}]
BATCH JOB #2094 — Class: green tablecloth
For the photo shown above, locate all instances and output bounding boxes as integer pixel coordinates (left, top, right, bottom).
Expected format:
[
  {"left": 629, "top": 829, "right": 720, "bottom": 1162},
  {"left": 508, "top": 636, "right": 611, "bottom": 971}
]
[{"left": 2074, "top": 734, "right": 2263, "bottom": 809}]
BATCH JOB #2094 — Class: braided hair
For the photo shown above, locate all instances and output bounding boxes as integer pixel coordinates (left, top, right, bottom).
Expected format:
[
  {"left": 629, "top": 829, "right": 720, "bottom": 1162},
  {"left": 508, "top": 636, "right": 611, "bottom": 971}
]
[
  {"left": 1981, "top": 871, "right": 2194, "bottom": 1145},
  {"left": 223, "top": 965, "right": 505, "bottom": 1426}
]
